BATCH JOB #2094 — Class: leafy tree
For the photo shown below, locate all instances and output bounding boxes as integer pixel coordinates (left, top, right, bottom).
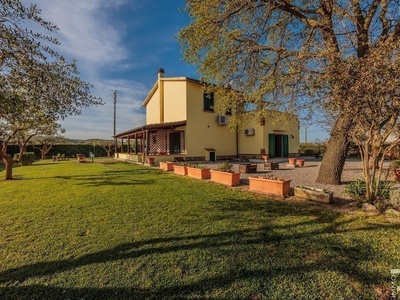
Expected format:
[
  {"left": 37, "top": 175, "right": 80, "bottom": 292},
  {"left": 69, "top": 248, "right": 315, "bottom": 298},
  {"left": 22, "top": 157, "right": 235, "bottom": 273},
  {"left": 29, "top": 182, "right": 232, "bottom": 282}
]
[
  {"left": 330, "top": 41, "right": 400, "bottom": 202},
  {"left": 0, "top": 0, "right": 103, "bottom": 179},
  {"left": 178, "top": 0, "right": 400, "bottom": 184},
  {"left": 31, "top": 135, "right": 62, "bottom": 160},
  {"left": 90, "top": 139, "right": 115, "bottom": 158},
  {"left": 18, "top": 123, "right": 65, "bottom": 161}
]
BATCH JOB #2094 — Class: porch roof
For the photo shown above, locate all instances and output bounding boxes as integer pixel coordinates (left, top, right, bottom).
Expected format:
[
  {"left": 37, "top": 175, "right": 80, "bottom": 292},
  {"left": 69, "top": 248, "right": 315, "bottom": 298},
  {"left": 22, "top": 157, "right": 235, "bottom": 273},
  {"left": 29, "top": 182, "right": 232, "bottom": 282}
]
[{"left": 113, "top": 120, "right": 186, "bottom": 139}]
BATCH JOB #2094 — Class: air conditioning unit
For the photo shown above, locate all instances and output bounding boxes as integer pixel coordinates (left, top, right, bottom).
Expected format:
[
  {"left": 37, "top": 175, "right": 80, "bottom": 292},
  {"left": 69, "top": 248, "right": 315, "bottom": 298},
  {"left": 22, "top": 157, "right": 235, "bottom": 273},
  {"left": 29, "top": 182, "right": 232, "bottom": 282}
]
[
  {"left": 244, "top": 128, "right": 255, "bottom": 136},
  {"left": 216, "top": 115, "right": 227, "bottom": 125}
]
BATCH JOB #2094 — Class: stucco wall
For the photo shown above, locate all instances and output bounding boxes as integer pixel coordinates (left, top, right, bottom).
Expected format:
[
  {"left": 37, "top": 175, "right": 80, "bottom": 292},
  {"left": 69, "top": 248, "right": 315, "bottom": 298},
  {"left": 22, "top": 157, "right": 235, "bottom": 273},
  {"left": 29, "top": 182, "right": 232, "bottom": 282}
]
[
  {"left": 163, "top": 80, "right": 187, "bottom": 122},
  {"left": 238, "top": 112, "right": 299, "bottom": 156},
  {"left": 185, "top": 81, "right": 236, "bottom": 157},
  {"left": 146, "top": 88, "right": 160, "bottom": 125},
  {"left": 238, "top": 124, "right": 264, "bottom": 155}
]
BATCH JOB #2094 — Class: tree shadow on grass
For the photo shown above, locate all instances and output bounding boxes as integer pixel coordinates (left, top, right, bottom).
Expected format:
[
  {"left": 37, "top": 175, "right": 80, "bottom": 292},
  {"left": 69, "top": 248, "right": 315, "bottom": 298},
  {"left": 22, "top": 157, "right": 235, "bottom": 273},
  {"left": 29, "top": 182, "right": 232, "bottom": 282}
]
[{"left": 0, "top": 204, "right": 397, "bottom": 299}]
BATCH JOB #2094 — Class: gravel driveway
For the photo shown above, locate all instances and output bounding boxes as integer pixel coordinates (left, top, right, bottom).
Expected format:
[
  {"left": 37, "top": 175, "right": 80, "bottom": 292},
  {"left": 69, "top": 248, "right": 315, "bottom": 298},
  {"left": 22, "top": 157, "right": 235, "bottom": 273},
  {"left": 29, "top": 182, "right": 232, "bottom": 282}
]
[{"left": 205, "top": 157, "right": 393, "bottom": 201}]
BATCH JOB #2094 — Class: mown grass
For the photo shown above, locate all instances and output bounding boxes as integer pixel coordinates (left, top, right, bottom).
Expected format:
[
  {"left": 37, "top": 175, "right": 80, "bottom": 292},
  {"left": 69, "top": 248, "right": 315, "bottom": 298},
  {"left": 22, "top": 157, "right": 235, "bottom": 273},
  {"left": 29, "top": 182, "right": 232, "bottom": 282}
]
[{"left": 0, "top": 159, "right": 399, "bottom": 299}]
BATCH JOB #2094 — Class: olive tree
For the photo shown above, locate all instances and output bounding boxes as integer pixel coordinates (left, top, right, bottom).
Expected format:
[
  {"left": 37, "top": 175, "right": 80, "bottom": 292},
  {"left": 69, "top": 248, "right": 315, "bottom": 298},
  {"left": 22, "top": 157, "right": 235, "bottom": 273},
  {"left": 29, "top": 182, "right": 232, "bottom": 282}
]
[
  {"left": 327, "top": 42, "right": 400, "bottom": 202},
  {"left": 178, "top": 0, "right": 400, "bottom": 185},
  {"left": 0, "top": 0, "right": 102, "bottom": 179}
]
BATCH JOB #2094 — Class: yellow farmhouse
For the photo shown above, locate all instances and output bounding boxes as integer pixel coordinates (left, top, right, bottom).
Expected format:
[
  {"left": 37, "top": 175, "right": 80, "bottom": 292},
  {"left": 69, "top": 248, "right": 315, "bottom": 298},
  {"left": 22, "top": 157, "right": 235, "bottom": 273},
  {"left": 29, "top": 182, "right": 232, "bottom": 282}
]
[{"left": 114, "top": 69, "right": 299, "bottom": 163}]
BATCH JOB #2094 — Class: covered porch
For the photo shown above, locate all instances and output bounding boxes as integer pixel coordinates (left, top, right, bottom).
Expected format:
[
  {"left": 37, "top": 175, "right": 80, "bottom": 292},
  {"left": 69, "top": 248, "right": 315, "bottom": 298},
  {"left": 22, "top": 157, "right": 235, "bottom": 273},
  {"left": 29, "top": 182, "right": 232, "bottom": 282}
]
[{"left": 113, "top": 120, "right": 186, "bottom": 163}]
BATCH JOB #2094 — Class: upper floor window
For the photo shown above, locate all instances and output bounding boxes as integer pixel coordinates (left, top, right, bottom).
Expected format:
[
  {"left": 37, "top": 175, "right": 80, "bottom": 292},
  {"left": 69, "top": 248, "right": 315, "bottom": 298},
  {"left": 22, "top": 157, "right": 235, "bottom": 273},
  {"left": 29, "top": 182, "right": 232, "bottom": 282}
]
[{"left": 203, "top": 92, "right": 214, "bottom": 111}]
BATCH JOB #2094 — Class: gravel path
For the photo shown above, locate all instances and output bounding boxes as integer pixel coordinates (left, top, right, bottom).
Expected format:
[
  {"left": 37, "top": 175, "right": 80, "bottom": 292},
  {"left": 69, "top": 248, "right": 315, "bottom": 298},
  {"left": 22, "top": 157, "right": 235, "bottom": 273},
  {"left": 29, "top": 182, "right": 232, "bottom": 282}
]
[{"left": 205, "top": 157, "right": 393, "bottom": 201}]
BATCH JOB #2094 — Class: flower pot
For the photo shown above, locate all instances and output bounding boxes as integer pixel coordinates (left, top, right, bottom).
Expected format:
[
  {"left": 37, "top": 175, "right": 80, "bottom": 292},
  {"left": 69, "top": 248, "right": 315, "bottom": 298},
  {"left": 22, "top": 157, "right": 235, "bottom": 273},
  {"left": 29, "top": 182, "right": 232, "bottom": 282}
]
[
  {"left": 173, "top": 164, "right": 187, "bottom": 176},
  {"left": 288, "top": 158, "right": 297, "bottom": 165},
  {"left": 147, "top": 157, "right": 155, "bottom": 165},
  {"left": 294, "top": 186, "right": 333, "bottom": 203},
  {"left": 187, "top": 167, "right": 210, "bottom": 179},
  {"left": 249, "top": 177, "right": 291, "bottom": 197},
  {"left": 210, "top": 170, "right": 240, "bottom": 186},
  {"left": 160, "top": 161, "right": 174, "bottom": 171},
  {"left": 296, "top": 159, "right": 305, "bottom": 167}
]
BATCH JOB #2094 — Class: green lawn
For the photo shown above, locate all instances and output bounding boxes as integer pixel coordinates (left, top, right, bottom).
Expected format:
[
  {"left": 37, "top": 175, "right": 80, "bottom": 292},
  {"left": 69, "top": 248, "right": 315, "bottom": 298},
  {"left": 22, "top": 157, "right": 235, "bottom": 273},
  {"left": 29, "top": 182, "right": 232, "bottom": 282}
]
[{"left": 0, "top": 159, "right": 399, "bottom": 299}]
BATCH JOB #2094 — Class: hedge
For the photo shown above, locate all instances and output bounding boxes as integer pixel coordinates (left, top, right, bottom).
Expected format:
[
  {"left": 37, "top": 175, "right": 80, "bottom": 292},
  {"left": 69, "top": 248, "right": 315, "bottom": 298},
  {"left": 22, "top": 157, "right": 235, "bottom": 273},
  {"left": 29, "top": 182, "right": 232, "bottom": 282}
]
[{"left": 5, "top": 145, "right": 116, "bottom": 159}]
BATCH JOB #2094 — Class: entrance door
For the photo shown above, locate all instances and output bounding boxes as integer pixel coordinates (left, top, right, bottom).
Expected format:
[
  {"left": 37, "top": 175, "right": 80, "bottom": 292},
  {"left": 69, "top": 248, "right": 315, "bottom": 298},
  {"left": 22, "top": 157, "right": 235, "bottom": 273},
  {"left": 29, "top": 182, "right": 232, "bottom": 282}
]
[
  {"left": 269, "top": 134, "right": 289, "bottom": 158},
  {"left": 209, "top": 151, "right": 216, "bottom": 161},
  {"left": 169, "top": 132, "right": 181, "bottom": 154}
]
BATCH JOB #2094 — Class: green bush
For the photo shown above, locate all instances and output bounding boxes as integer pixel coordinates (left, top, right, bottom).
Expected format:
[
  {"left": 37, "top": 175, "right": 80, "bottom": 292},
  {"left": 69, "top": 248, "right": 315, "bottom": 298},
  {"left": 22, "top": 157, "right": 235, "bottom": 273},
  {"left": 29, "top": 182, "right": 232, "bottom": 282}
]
[
  {"left": 390, "top": 160, "right": 400, "bottom": 168},
  {"left": 20, "top": 152, "right": 35, "bottom": 166},
  {"left": 345, "top": 179, "right": 394, "bottom": 203},
  {"left": 217, "top": 161, "right": 233, "bottom": 172}
]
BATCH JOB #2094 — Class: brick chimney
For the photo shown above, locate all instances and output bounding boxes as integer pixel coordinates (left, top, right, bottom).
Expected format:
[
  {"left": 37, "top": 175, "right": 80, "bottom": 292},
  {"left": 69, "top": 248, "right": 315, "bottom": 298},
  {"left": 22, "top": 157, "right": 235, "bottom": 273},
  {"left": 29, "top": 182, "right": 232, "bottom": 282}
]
[{"left": 158, "top": 68, "right": 164, "bottom": 79}]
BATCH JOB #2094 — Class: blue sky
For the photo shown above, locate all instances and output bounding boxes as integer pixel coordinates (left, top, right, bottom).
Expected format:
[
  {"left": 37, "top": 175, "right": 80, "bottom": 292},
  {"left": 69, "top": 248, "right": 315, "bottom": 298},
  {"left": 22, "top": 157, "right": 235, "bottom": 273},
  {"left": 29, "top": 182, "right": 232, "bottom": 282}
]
[{"left": 23, "top": 0, "right": 328, "bottom": 143}]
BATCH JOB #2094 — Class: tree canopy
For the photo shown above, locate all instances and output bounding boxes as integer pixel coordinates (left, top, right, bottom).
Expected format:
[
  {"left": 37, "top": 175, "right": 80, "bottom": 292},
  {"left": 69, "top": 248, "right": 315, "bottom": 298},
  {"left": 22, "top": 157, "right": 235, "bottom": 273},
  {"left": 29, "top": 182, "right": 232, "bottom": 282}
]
[
  {"left": 178, "top": 0, "right": 400, "bottom": 184},
  {"left": 0, "top": 0, "right": 103, "bottom": 179}
]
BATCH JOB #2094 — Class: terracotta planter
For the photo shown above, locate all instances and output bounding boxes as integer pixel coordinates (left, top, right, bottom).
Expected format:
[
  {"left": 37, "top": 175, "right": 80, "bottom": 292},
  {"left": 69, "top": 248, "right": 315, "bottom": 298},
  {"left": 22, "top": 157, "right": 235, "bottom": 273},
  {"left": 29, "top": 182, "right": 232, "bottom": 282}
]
[
  {"left": 187, "top": 167, "right": 210, "bottom": 179},
  {"left": 147, "top": 157, "right": 155, "bottom": 165},
  {"left": 173, "top": 165, "right": 187, "bottom": 176},
  {"left": 288, "top": 158, "right": 297, "bottom": 165},
  {"left": 296, "top": 159, "right": 305, "bottom": 167},
  {"left": 249, "top": 177, "right": 291, "bottom": 197},
  {"left": 294, "top": 186, "right": 333, "bottom": 203},
  {"left": 159, "top": 161, "right": 174, "bottom": 171},
  {"left": 210, "top": 170, "right": 240, "bottom": 186}
]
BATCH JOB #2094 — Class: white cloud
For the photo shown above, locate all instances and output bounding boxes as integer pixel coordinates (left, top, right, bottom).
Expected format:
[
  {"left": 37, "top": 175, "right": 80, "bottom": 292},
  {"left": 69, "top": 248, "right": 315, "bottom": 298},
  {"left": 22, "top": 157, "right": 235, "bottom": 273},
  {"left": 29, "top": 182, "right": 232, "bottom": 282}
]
[
  {"left": 20, "top": 0, "right": 149, "bottom": 139},
  {"left": 61, "top": 78, "right": 148, "bottom": 140},
  {"left": 30, "top": 0, "right": 130, "bottom": 65}
]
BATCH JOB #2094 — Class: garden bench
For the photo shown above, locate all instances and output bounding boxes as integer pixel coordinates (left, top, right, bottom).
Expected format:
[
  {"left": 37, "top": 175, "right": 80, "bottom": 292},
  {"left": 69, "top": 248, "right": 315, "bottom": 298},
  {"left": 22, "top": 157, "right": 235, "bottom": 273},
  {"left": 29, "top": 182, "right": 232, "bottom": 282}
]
[
  {"left": 264, "top": 162, "right": 279, "bottom": 170},
  {"left": 76, "top": 154, "right": 86, "bottom": 163},
  {"left": 239, "top": 163, "right": 257, "bottom": 173}
]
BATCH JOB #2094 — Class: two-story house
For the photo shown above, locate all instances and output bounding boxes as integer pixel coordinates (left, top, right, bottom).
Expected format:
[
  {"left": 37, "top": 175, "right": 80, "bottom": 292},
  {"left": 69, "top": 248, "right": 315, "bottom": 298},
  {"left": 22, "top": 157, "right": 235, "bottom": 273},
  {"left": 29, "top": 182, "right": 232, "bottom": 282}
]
[{"left": 114, "top": 69, "right": 299, "bottom": 163}]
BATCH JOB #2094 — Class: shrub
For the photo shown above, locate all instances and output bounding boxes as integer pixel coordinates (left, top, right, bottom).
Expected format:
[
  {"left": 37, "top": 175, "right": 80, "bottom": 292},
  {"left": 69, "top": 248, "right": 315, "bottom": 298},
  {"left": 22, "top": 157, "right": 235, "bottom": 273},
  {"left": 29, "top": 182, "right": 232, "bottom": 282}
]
[
  {"left": 217, "top": 161, "right": 233, "bottom": 172},
  {"left": 20, "top": 152, "right": 35, "bottom": 166},
  {"left": 390, "top": 160, "right": 400, "bottom": 169},
  {"left": 189, "top": 164, "right": 209, "bottom": 169},
  {"left": 345, "top": 179, "right": 394, "bottom": 203}
]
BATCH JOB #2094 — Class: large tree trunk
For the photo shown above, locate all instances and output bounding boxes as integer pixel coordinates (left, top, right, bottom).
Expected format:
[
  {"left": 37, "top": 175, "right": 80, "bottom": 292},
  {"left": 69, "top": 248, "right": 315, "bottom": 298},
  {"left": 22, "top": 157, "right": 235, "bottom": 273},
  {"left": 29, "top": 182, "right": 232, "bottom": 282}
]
[
  {"left": 2, "top": 156, "right": 13, "bottom": 180},
  {"left": 18, "top": 144, "right": 26, "bottom": 164},
  {"left": 316, "top": 114, "right": 352, "bottom": 185}
]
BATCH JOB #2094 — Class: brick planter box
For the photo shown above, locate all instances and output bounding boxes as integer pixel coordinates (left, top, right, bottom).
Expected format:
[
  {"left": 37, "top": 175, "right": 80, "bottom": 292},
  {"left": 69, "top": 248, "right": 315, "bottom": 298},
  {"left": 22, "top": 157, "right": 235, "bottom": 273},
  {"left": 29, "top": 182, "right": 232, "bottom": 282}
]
[
  {"left": 173, "top": 164, "right": 188, "bottom": 176},
  {"left": 160, "top": 161, "right": 174, "bottom": 171},
  {"left": 249, "top": 177, "right": 291, "bottom": 197},
  {"left": 294, "top": 186, "right": 333, "bottom": 203},
  {"left": 187, "top": 167, "right": 210, "bottom": 179},
  {"left": 210, "top": 170, "right": 240, "bottom": 186}
]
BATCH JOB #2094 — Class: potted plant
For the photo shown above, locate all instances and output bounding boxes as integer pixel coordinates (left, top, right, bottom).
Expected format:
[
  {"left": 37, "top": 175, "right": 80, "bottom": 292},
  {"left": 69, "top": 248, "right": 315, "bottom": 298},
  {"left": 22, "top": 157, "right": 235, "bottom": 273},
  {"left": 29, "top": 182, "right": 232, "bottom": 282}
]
[
  {"left": 210, "top": 161, "right": 240, "bottom": 186},
  {"left": 159, "top": 161, "right": 174, "bottom": 171},
  {"left": 249, "top": 175, "right": 291, "bottom": 197},
  {"left": 296, "top": 159, "right": 305, "bottom": 167},
  {"left": 147, "top": 157, "right": 155, "bottom": 165},
  {"left": 187, "top": 164, "right": 211, "bottom": 179},
  {"left": 288, "top": 157, "right": 297, "bottom": 165},
  {"left": 294, "top": 185, "right": 333, "bottom": 203},
  {"left": 173, "top": 161, "right": 188, "bottom": 176}
]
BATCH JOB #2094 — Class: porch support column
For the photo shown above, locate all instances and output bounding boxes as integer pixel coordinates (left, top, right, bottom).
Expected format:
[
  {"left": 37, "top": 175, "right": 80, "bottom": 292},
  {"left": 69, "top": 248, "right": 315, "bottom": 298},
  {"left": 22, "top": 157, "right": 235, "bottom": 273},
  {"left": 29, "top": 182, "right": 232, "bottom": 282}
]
[
  {"left": 121, "top": 138, "right": 124, "bottom": 153},
  {"left": 143, "top": 130, "right": 148, "bottom": 165},
  {"left": 140, "top": 131, "right": 145, "bottom": 153},
  {"left": 135, "top": 134, "right": 138, "bottom": 154},
  {"left": 127, "top": 137, "right": 131, "bottom": 154}
]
